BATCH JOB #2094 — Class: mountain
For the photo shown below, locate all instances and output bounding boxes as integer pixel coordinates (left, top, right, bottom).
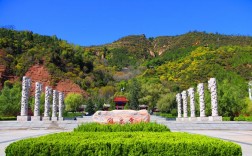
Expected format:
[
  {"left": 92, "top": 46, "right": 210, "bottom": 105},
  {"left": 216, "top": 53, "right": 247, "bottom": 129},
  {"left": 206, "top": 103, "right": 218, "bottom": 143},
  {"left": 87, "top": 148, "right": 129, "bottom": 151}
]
[{"left": 0, "top": 28, "right": 252, "bottom": 118}]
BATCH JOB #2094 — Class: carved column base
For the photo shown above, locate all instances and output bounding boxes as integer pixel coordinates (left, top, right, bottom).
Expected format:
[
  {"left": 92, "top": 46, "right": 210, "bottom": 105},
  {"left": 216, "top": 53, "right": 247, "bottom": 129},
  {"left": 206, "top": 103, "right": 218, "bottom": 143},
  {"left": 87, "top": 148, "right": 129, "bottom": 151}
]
[
  {"left": 51, "top": 117, "right": 58, "bottom": 121},
  {"left": 17, "top": 116, "right": 31, "bottom": 121},
  {"left": 197, "top": 117, "right": 209, "bottom": 121},
  {"left": 176, "top": 118, "right": 182, "bottom": 121},
  {"left": 31, "top": 116, "right": 42, "bottom": 121},
  {"left": 42, "top": 116, "right": 51, "bottom": 121},
  {"left": 209, "top": 116, "right": 222, "bottom": 121},
  {"left": 181, "top": 118, "right": 189, "bottom": 121},
  {"left": 189, "top": 117, "right": 197, "bottom": 121},
  {"left": 58, "top": 117, "right": 64, "bottom": 121}
]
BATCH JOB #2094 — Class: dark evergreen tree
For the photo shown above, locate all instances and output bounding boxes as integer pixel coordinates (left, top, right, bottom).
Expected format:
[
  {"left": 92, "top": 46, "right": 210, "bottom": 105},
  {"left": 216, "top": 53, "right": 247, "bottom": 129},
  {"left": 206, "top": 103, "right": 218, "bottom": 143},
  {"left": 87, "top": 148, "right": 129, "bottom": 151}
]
[
  {"left": 128, "top": 78, "right": 140, "bottom": 110},
  {"left": 85, "top": 99, "right": 95, "bottom": 115}
]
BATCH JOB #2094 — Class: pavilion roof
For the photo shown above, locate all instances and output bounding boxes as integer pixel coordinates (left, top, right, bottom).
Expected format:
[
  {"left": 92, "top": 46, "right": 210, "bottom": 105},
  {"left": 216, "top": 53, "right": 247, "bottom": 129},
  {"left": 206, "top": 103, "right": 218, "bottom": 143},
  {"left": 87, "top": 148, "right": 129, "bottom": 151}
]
[{"left": 113, "top": 96, "right": 129, "bottom": 102}]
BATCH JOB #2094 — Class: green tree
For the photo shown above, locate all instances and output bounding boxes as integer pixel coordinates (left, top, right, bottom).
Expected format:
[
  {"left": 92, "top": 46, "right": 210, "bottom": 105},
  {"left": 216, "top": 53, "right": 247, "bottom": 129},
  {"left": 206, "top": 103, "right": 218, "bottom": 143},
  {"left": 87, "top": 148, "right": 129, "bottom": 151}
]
[
  {"left": 85, "top": 99, "right": 95, "bottom": 115},
  {"left": 128, "top": 79, "right": 140, "bottom": 110},
  {"left": 157, "top": 93, "right": 176, "bottom": 113},
  {"left": 0, "top": 81, "right": 22, "bottom": 116},
  {"left": 64, "top": 93, "right": 83, "bottom": 112},
  {"left": 218, "top": 79, "right": 247, "bottom": 119}
]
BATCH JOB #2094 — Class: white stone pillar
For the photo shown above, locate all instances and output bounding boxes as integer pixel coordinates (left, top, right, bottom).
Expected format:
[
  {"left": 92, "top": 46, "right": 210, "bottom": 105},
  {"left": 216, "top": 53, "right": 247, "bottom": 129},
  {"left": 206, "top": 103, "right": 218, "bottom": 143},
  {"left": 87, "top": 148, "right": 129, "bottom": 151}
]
[
  {"left": 249, "top": 81, "right": 252, "bottom": 100},
  {"left": 188, "top": 87, "right": 196, "bottom": 121},
  {"left": 58, "top": 92, "right": 64, "bottom": 121},
  {"left": 176, "top": 93, "right": 182, "bottom": 121},
  {"left": 31, "top": 82, "right": 42, "bottom": 121},
  {"left": 51, "top": 90, "right": 58, "bottom": 121},
  {"left": 181, "top": 91, "right": 188, "bottom": 120},
  {"left": 17, "top": 76, "right": 31, "bottom": 121},
  {"left": 208, "top": 78, "right": 222, "bottom": 121},
  {"left": 197, "top": 83, "right": 205, "bottom": 117},
  {"left": 43, "top": 86, "right": 52, "bottom": 121},
  {"left": 197, "top": 83, "right": 208, "bottom": 121}
]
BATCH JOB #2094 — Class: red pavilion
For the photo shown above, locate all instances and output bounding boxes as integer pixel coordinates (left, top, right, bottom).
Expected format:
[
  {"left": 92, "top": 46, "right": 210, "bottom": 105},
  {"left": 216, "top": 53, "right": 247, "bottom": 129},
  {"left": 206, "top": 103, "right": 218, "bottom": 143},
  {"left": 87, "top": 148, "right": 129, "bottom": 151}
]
[{"left": 113, "top": 96, "right": 128, "bottom": 110}]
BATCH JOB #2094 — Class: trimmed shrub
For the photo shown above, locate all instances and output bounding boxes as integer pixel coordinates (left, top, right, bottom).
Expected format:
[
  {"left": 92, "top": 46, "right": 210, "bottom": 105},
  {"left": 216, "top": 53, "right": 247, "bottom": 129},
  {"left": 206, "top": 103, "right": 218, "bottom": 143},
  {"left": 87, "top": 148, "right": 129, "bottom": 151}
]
[
  {"left": 234, "top": 115, "right": 252, "bottom": 121},
  {"left": 155, "top": 112, "right": 176, "bottom": 119},
  {"left": 0, "top": 116, "right": 17, "bottom": 121},
  {"left": 74, "top": 122, "right": 170, "bottom": 132},
  {"left": 222, "top": 117, "right": 231, "bottom": 121},
  {"left": 5, "top": 132, "right": 242, "bottom": 156}
]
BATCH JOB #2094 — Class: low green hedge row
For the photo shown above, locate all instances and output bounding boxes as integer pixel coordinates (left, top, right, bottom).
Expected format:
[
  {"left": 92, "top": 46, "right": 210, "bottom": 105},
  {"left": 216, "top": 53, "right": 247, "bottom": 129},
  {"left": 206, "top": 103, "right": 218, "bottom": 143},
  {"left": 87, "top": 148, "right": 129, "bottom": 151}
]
[
  {"left": 5, "top": 132, "right": 242, "bottom": 156},
  {"left": 234, "top": 115, "right": 252, "bottom": 121},
  {"left": 74, "top": 122, "right": 170, "bottom": 132},
  {"left": 222, "top": 117, "right": 231, "bottom": 121},
  {"left": 0, "top": 116, "right": 16, "bottom": 121},
  {"left": 154, "top": 112, "right": 176, "bottom": 119}
]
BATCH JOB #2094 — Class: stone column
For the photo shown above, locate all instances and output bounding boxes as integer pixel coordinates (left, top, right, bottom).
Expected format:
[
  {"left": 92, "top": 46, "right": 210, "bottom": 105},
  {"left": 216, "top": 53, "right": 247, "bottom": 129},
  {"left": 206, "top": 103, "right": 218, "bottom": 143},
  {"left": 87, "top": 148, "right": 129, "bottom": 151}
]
[
  {"left": 51, "top": 90, "right": 58, "bottom": 121},
  {"left": 208, "top": 78, "right": 222, "bottom": 121},
  {"left": 197, "top": 83, "right": 208, "bottom": 121},
  {"left": 58, "top": 92, "right": 64, "bottom": 121},
  {"left": 176, "top": 93, "right": 182, "bottom": 121},
  {"left": 181, "top": 90, "right": 188, "bottom": 121},
  {"left": 31, "top": 82, "right": 42, "bottom": 121},
  {"left": 43, "top": 86, "right": 52, "bottom": 121},
  {"left": 17, "top": 76, "right": 31, "bottom": 121},
  {"left": 188, "top": 87, "right": 196, "bottom": 121},
  {"left": 249, "top": 81, "right": 252, "bottom": 100}
]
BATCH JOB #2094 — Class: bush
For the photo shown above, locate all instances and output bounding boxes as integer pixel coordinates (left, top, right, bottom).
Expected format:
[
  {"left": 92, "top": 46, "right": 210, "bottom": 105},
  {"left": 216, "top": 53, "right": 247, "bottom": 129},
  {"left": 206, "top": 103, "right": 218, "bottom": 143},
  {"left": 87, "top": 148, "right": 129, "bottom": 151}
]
[
  {"left": 222, "top": 117, "right": 231, "bottom": 121},
  {"left": 155, "top": 112, "right": 176, "bottom": 119},
  {"left": 74, "top": 122, "right": 170, "bottom": 132},
  {"left": 64, "top": 112, "right": 84, "bottom": 118},
  {"left": 0, "top": 116, "right": 17, "bottom": 121},
  {"left": 6, "top": 132, "right": 242, "bottom": 156},
  {"left": 234, "top": 115, "right": 252, "bottom": 121}
]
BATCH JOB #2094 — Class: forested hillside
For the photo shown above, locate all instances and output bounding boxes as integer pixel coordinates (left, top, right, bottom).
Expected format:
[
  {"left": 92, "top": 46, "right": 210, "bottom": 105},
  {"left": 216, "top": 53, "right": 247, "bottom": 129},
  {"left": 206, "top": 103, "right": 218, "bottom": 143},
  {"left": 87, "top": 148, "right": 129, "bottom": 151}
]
[{"left": 0, "top": 28, "right": 251, "bottom": 119}]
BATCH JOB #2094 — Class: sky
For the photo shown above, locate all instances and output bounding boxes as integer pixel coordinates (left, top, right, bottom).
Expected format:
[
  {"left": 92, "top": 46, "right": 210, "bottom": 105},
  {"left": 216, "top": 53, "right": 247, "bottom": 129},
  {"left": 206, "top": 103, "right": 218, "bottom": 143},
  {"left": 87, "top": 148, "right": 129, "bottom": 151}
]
[{"left": 0, "top": 0, "right": 252, "bottom": 46}]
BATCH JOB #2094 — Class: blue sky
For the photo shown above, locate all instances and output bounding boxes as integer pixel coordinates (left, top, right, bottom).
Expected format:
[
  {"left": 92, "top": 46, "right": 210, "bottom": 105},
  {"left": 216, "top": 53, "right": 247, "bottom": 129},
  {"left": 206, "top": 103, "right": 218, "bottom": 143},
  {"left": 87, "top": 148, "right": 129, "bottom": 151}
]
[{"left": 0, "top": 0, "right": 252, "bottom": 46}]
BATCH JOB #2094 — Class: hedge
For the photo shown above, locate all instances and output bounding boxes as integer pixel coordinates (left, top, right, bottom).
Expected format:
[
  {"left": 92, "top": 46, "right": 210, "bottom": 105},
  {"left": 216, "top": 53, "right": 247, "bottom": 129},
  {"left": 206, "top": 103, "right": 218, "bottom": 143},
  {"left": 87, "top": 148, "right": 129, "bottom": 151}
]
[
  {"left": 0, "top": 116, "right": 17, "bottom": 121},
  {"left": 5, "top": 132, "right": 242, "bottom": 156},
  {"left": 154, "top": 112, "right": 176, "bottom": 119},
  {"left": 74, "top": 122, "right": 170, "bottom": 132},
  {"left": 234, "top": 115, "right": 252, "bottom": 121},
  {"left": 222, "top": 117, "right": 231, "bottom": 121}
]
